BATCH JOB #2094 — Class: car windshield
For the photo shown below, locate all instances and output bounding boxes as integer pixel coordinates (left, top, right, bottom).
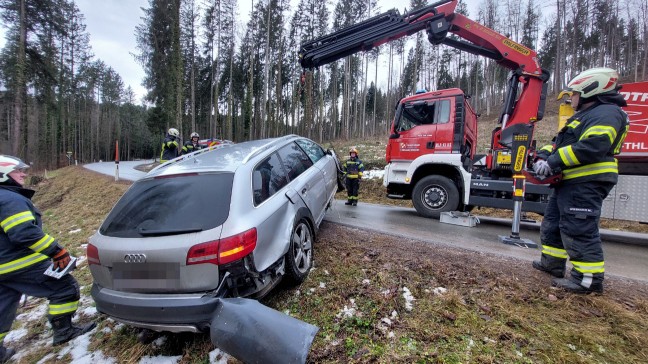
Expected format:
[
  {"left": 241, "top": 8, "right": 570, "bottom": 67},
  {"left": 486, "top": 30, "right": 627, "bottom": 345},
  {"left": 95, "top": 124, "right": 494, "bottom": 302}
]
[{"left": 100, "top": 173, "right": 233, "bottom": 238}]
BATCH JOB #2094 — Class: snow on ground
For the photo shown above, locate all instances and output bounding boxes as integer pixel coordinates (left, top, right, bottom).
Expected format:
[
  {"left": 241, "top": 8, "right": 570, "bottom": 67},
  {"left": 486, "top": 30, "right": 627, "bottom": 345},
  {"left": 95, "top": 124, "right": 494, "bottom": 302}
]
[
  {"left": 81, "top": 306, "right": 97, "bottom": 317},
  {"left": 139, "top": 355, "right": 182, "bottom": 364},
  {"left": 336, "top": 298, "right": 358, "bottom": 318},
  {"left": 4, "top": 328, "right": 28, "bottom": 342},
  {"left": 16, "top": 301, "right": 47, "bottom": 322},
  {"left": 402, "top": 287, "right": 415, "bottom": 311},
  {"left": 209, "top": 348, "right": 230, "bottom": 363},
  {"left": 433, "top": 287, "right": 448, "bottom": 296},
  {"left": 56, "top": 328, "right": 114, "bottom": 364},
  {"left": 363, "top": 168, "right": 385, "bottom": 180},
  {"left": 69, "top": 228, "right": 82, "bottom": 234}
]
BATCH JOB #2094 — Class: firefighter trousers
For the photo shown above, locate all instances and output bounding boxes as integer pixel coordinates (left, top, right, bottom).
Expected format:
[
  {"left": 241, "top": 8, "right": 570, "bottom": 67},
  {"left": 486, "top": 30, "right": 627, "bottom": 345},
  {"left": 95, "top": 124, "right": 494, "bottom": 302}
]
[
  {"left": 0, "top": 261, "right": 80, "bottom": 343},
  {"left": 346, "top": 178, "right": 360, "bottom": 201},
  {"left": 539, "top": 181, "right": 614, "bottom": 289}
]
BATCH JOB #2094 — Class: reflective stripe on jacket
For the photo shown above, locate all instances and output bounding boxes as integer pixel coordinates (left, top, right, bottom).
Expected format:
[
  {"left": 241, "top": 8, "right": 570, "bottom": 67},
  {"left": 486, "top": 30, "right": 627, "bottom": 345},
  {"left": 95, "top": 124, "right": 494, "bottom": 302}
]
[
  {"left": 181, "top": 141, "right": 202, "bottom": 155},
  {"left": 160, "top": 135, "right": 180, "bottom": 162},
  {"left": 546, "top": 100, "right": 629, "bottom": 184},
  {"left": 343, "top": 158, "right": 365, "bottom": 179},
  {"left": 0, "top": 186, "right": 61, "bottom": 276}
]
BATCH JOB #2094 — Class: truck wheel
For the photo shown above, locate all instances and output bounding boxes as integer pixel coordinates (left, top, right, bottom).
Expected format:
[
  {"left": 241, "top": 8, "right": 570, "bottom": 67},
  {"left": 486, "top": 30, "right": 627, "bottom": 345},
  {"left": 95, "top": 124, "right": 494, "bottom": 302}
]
[
  {"left": 285, "top": 218, "right": 313, "bottom": 285},
  {"left": 412, "top": 176, "right": 459, "bottom": 219}
]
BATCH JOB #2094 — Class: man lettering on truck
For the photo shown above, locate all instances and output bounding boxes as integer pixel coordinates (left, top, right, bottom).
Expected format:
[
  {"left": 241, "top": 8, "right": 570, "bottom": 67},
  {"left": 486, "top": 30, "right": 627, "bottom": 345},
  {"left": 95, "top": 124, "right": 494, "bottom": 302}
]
[{"left": 532, "top": 68, "right": 629, "bottom": 294}]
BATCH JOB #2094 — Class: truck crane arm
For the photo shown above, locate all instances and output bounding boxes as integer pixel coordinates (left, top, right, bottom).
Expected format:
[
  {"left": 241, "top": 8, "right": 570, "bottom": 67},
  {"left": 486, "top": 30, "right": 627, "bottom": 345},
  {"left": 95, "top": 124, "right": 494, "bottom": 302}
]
[{"left": 299, "top": 0, "right": 550, "bottom": 150}]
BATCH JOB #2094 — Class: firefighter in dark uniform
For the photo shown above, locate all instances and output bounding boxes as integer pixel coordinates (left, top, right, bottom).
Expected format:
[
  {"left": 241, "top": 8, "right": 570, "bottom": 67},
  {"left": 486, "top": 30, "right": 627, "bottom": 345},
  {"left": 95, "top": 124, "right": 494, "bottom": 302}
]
[
  {"left": 0, "top": 156, "right": 95, "bottom": 362},
  {"left": 343, "top": 148, "right": 364, "bottom": 206},
  {"left": 160, "top": 128, "right": 180, "bottom": 162},
  {"left": 532, "top": 68, "right": 629, "bottom": 294},
  {"left": 181, "top": 132, "right": 202, "bottom": 155}
]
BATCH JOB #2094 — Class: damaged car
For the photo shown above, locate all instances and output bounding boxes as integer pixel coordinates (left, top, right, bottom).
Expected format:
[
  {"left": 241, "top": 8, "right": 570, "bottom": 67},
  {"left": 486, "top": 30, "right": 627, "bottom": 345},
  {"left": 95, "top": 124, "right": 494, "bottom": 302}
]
[{"left": 87, "top": 135, "right": 340, "bottom": 333}]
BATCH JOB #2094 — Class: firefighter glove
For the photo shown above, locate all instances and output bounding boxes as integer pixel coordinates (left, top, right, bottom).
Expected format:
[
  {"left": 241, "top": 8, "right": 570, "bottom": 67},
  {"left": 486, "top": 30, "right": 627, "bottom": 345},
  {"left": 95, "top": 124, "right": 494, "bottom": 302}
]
[
  {"left": 52, "top": 248, "right": 71, "bottom": 271},
  {"left": 533, "top": 159, "right": 552, "bottom": 177}
]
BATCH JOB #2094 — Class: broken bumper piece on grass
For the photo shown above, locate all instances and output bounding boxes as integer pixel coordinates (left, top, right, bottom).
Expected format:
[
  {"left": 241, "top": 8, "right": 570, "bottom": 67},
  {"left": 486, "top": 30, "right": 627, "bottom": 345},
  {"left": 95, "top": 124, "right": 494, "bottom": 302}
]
[{"left": 210, "top": 298, "right": 319, "bottom": 364}]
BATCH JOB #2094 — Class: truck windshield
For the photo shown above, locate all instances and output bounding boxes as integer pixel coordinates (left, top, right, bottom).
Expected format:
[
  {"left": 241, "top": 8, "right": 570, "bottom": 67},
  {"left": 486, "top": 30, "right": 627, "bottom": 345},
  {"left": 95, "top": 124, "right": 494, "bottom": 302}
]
[
  {"left": 395, "top": 99, "right": 450, "bottom": 132},
  {"left": 100, "top": 173, "right": 233, "bottom": 238}
]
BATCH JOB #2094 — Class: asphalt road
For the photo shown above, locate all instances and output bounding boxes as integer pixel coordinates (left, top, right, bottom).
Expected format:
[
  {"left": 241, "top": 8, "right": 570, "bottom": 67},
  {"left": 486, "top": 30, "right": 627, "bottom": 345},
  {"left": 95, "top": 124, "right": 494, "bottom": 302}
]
[
  {"left": 324, "top": 201, "right": 648, "bottom": 283},
  {"left": 82, "top": 161, "right": 648, "bottom": 283}
]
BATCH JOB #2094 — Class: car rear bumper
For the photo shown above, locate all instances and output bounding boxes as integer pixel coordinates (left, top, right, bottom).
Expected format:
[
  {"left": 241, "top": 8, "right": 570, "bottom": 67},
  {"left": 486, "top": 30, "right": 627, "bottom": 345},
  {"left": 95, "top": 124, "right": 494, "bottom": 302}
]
[{"left": 91, "top": 283, "right": 220, "bottom": 332}]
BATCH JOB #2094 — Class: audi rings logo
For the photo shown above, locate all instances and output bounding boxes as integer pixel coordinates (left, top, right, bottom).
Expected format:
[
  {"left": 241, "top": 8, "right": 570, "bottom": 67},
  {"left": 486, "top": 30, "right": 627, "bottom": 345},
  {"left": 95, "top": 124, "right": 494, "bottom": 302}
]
[{"left": 124, "top": 254, "right": 147, "bottom": 263}]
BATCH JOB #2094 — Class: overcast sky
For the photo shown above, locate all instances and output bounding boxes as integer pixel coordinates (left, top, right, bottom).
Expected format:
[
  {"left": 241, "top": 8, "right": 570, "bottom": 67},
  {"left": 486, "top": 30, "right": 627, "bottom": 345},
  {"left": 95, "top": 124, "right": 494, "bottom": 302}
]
[{"left": 1, "top": 0, "right": 483, "bottom": 103}]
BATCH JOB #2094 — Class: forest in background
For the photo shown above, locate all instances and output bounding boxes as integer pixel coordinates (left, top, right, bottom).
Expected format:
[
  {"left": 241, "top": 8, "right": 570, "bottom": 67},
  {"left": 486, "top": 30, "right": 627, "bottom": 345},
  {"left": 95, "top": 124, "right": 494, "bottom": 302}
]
[{"left": 1, "top": 0, "right": 647, "bottom": 168}]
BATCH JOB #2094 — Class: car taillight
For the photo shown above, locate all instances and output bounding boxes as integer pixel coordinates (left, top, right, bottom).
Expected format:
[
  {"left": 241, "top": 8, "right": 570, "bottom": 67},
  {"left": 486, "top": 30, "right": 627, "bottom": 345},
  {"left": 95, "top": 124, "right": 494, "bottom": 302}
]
[
  {"left": 186, "top": 240, "right": 219, "bottom": 265},
  {"left": 186, "top": 228, "right": 257, "bottom": 266},
  {"left": 218, "top": 228, "right": 257, "bottom": 265},
  {"left": 87, "top": 243, "right": 101, "bottom": 265}
]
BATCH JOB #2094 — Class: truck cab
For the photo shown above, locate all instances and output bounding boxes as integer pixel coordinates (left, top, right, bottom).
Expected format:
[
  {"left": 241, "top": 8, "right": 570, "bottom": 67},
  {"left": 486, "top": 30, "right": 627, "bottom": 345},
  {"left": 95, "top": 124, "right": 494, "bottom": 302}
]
[{"left": 384, "top": 89, "right": 478, "bottom": 218}]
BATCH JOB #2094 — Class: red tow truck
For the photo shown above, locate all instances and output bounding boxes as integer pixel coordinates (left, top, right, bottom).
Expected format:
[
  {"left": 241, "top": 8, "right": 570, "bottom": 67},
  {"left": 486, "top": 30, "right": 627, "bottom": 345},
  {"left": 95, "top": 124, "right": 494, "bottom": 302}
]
[{"left": 300, "top": 0, "right": 648, "bottom": 223}]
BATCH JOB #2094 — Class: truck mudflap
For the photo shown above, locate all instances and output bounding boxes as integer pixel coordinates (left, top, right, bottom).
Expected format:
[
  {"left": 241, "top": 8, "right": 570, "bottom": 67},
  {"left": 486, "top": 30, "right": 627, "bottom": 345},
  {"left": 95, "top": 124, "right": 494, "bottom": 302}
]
[{"left": 210, "top": 297, "right": 319, "bottom": 364}]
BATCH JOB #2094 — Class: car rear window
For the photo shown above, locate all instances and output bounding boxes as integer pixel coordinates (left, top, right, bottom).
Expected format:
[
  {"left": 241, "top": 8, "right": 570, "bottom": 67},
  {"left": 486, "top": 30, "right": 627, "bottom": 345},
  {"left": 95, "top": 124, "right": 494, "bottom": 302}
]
[{"left": 100, "top": 173, "right": 233, "bottom": 238}]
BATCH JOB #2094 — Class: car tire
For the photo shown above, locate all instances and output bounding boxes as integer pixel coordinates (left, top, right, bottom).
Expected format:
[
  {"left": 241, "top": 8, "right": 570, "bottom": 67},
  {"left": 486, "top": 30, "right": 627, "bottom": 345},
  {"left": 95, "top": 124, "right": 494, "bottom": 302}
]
[
  {"left": 285, "top": 218, "right": 313, "bottom": 285},
  {"left": 412, "top": 175, "right": 459, "bottom": 219}
]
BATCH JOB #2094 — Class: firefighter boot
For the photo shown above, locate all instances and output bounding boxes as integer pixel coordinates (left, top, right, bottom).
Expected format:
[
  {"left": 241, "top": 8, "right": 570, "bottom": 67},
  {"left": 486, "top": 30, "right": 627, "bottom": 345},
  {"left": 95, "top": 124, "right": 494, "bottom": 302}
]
[
  {"left": 50, "top": 314, "right": 97, "bottom": 346},
  {"left": 352, "top": 201, "right": 357, "bottom": 206},
  {"left": 345, "top": 200, "right": 353, "bottom": 205},
  {"left": 532, "top": 261, "right": 564, "bottom": 278},
  {"left": 0, "top": 346, "right": 15, "bottom": 364},
  {"left": 552, "top": 278, "right": 603, "bottom": 294}
]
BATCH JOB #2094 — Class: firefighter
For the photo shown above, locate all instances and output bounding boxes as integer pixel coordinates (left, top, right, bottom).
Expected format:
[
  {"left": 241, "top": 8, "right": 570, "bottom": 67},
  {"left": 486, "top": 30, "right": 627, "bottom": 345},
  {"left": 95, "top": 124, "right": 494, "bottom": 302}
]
[
  {"left": 160, "top": 128, "right": 180, "bottom": 162},
  {"left": 181, "top": 132, "right": 202, "bottom": 155},
  {"left": 532, "top": 67, "right": 629, "bottom": 294},
  {"left": 0, "top": 156, "right": 95, "bottom": 361},
  {"left": 343, "top": 148, "right": 364, "bottom": 206}
]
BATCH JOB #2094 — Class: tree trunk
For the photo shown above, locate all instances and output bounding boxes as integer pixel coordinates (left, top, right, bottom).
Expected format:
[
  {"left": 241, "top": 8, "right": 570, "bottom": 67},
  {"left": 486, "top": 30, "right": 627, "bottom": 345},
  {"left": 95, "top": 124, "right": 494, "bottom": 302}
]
[{"left": 12, "top": 0, "right": 27, "bottom": 156}]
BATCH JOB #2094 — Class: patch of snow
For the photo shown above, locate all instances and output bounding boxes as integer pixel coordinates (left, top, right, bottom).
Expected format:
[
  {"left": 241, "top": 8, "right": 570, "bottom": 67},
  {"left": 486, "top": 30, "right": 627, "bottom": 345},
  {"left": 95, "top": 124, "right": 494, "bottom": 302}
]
[
  {"left": 283, "top": 309, "right": 291, "bottom": 316},
  {"left": 295, "top": 290, "right": 300, "bottom": 296},
  {"left": 402, "top": 287, "right": 415, "bottom": 311},
  {"left": 364, "top": 169, "right": 384, "bottom": 180},
  {"left": 209, "top": 348, "right": 230, "bottom": 363},
  {"left": 567, "top": 344, "right": 577, "bottom": 351},
  {"left": 309, "top": 288, "right": 316, "bottom": 294},
  {"left": 467, "top": 338, "right": 475, "bottom": 348},
  {"left": 362, "top": 279, "right": 371, "bottom": 285},
  {"left": 390, "top": 310, "right": 398, "bottom": 319},
  {"left": 324, "top": 269, "right": 330, "bottom": 275},
  {"left": 36, "top": 353, "right": 56, "bottom": 364},
  {"left": 433, "top": 287, "right": 448, "bottom": 296},
  {"left": 81, "top": 306, "right": 97, "bottom": 317},
  {"left": 387, "top": 331, "right": 395, "bottom": 339},
  {"left": 101, "top": 327, "right": 112, "bottom": 334},
  {"left": 381, "top": 289, "right": 391, "bottom": 297},
  {"left": 336, "top": 299, "right": 357, "bottom": 319},
  {"left": 381, "top": 317, "right": 392, "bottom": 326},
  {"left": 330, "top": 340, "right": 340, "bottom": 346},
  {"left": 69, "top": 229, "right": 82, "bottom": 234},
  {"left": 56, "top": 328, "right": 114, "bottom": 364},
  {"left": 16, "top": 302, "right": 47, "bottom": 322},
  {"left": 153, "top": 336, "right": 167, "bottom": 347},
  {"left": 516, "top": 350, "right": 523, "bottom": 357},
  {"left": 139, "top": 355, "right": 181, "bottom": 364},
  {"left": 4, "top": 328, "right": 28, "bottom": 342},
  {"left": 319, "top": 282, "right": 326, "bottom": 289}
]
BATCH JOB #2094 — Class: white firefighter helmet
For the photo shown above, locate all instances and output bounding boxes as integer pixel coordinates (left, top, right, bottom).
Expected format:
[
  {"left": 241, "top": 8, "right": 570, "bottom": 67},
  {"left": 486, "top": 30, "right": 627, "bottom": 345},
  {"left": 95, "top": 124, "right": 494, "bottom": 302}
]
[
  {"left": 567, "top": 67, "right": 619, "bottom": 99},
  {"left": 0, "top": 155, "right": 29, "bottom": 183},
  {"left": 190, "top": 132, "right": 199, "bottom": 139},
  {"left": 168, "top": 128, "right": 180, "bottom": 137}
]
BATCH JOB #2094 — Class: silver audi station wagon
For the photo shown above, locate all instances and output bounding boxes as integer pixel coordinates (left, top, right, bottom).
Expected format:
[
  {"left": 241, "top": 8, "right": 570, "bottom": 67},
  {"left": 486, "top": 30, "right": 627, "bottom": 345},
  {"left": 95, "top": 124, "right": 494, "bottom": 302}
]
[{"left": 88, "top": 135, "right": 340, "bottom": 333}]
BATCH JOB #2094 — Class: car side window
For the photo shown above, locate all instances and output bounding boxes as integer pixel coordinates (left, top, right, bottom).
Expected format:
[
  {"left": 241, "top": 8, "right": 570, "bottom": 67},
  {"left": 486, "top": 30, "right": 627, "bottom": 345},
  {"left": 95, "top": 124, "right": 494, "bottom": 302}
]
[
  {"left": 277, "top": 142, "right": 314, "bottom": 181},
  {"left": 295, "top": 139, "right": 325, "bottom": 163},
  {"left": 253, "top": 153, "right": 288, "bottom": 206}
]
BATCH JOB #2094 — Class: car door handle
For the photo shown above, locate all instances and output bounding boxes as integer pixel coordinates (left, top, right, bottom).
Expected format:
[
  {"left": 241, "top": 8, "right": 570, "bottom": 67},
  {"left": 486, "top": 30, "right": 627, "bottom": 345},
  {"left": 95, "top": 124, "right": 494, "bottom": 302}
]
[{"left": 301, "top": 187, "right": 308, "bottom": 194}]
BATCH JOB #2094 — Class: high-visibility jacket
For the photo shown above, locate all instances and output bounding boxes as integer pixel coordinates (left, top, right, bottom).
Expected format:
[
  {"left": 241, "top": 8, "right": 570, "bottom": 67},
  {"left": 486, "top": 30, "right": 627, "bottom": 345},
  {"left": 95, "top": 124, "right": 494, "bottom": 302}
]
[
  {"left": 181, "top": 141, "right": 202, "bottom": 155},
  {"left": 0, "top": 185, "right": 62, "bottom": 276},
  {"left": 160, "top": 135, "right": 180, "bottom": 162},
  {"left": 343, "top": 157, "right": 365, "bottom": 179},
  {"left": 545, "top": 93, "right": 629, "bottom": 185}
]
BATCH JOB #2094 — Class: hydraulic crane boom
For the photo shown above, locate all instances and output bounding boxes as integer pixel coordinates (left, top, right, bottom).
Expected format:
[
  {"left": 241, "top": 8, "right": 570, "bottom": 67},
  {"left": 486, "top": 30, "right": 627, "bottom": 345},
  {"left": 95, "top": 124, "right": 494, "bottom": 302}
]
[{"left": 299, "top": 0, "right": 550, "bottom": 152}]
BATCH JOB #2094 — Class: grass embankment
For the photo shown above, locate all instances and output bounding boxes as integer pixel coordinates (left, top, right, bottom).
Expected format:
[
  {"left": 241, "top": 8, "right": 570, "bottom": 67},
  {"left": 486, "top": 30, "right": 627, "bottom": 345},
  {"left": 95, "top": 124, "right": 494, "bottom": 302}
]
[{"left": 7, "top": 167, "right": 648, "bottom": 363}]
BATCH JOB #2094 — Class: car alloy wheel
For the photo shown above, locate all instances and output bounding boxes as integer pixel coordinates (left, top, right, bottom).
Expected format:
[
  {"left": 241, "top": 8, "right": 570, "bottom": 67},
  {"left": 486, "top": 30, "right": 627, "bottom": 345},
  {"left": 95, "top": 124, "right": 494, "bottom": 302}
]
[{"left": 285, "top": 219, "right": 313, "bottom": 285}]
